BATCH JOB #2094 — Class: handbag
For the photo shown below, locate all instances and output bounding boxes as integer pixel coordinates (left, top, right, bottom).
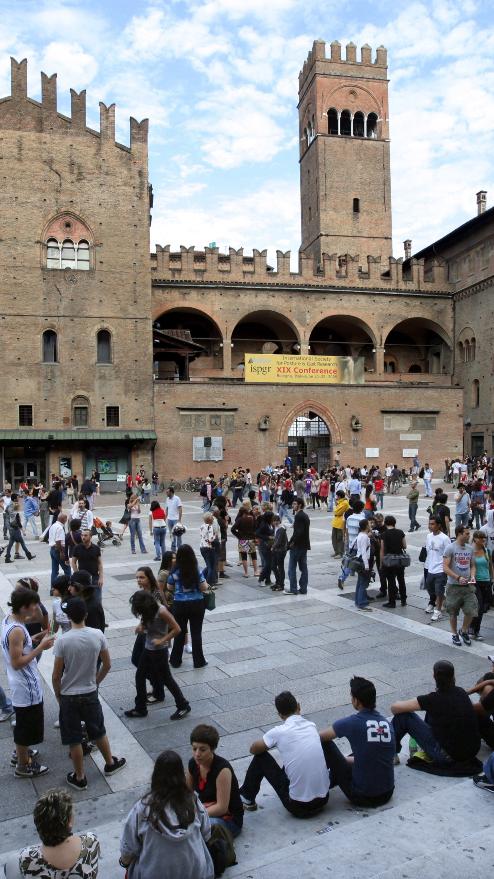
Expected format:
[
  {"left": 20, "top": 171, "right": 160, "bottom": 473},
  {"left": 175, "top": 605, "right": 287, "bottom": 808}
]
[
  {"left": 382, "top": 552, "right": 411, "bottom": 568},
  {"left": 419, "top": 546, "right": 427, "bottom": 563},
  {"left": 203, "top": 589, "right": 216, "bottom": 611}
]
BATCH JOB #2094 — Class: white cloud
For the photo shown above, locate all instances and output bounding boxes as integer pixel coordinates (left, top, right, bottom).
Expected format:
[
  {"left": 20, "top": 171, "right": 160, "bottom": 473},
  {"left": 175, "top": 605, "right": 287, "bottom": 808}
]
[
  {"left": 40, "top": 42, "right": 98, "bottom": 88},
  {"left": 152, "top": 179, "right": 301, "bottom": 260}
]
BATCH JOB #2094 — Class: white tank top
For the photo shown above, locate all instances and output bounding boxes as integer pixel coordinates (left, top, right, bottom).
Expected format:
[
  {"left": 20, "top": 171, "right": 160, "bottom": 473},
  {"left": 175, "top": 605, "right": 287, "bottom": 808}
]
[{"left": 1, "top": 616, "right": 43, "bottom": 707}]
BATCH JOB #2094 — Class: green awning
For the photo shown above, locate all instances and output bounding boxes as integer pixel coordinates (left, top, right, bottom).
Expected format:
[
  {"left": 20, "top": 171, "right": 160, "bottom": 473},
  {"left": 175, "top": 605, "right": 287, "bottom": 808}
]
[{"left": 0, "top": 430, "right": 157, "bottom": 442}]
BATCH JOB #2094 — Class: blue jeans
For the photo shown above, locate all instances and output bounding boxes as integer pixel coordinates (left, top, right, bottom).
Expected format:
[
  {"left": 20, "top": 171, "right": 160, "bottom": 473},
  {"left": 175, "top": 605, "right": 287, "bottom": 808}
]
[
  {"left": 129, "top": 519, "right": 146, "bottom": 553},
  {"left": 24, "top": 514, "right": 39, "bottom": 537},
  {"left": 278, "top": 504, "right": 294, "bottom": 524},
  {"left": 455, "top": 512, "right": 470, "bottom": 528},
  {"left": 409, "top": 503, "right": 418, "bottom": 528},
  {"left": 376, "top": 491, "right": 384, "bottom": 510},
  {"left": 167, "top": 519, "right": 182, "bottom": 551},
  {"left": 392, "top": 711, "right": 451, "bottom": 764},
  {"left": 288, "top": 548, "right": 308, "bottom": 593},
  {"left": 210, "top": 816, "right": 242, "bottom": 838},
  {"left": 50, "top": 546, "right": 71, "bottom": 585},
  {"left": 0, "top": 685, "right": 12, "bottom": 713},
  {"left": 424, "top": 479, "right": 432, "bottom": 496},
  {"left": 200, "top": 546, "right": 217, "bottom": 586},
  {"left": 355, "top": 570, "right": 370, "bottom": 608},
  {"left": 153, "top": 526, "right": 166, "bottom": 558},
  {"left": 328, "top": 492, "right": 335, "bottom": 512},
  {"left": 484, "top": 752, "right": 494, "bottom": 782}
]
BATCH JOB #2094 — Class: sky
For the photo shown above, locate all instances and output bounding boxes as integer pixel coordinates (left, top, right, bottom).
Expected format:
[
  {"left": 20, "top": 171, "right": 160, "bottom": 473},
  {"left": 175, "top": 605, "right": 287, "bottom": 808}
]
[{"left": 1, "top": 0, "right": 493, "bottom": 264}]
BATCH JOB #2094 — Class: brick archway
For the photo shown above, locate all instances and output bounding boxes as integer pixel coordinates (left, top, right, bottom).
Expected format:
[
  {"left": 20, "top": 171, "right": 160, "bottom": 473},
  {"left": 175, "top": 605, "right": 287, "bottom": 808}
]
[{"left": 278, "top": 400, "right": 342, "bottom": 446}]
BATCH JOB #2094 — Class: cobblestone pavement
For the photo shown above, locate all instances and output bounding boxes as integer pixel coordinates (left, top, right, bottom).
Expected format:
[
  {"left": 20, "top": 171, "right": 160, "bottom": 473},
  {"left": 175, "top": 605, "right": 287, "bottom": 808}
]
[{"left": 1, "top": 486, "right": 493, "bottom": 878}]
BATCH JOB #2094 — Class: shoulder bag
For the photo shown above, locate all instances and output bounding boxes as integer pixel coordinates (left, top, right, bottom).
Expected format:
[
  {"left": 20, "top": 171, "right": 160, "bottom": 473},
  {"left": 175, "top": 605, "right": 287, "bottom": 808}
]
[
  {"left": 382, "top": 551, "right": 411, "bottom": 568},
  {"left": 203, "top": 589, "right": 216, "bottom": 611}
]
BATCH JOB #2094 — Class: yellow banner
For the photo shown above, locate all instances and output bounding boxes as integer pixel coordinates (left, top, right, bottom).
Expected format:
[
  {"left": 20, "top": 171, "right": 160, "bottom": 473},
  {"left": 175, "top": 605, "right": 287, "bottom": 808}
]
[{"left": 244, "top": 353, "right": 364, "bottom": 384}]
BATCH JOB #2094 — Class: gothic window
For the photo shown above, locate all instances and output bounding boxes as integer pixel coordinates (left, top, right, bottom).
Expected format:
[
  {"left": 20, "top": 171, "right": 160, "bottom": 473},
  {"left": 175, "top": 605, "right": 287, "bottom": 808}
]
[
  {"left": 44, "top": 214, "right": 92, "bottom": 270},
  {"left": 340, "top": 109, "right": 351, "bottom": 136},
  {"left": 328, "top": 108, "right": 338, "bottom": 135},
  {"left": 470, "top": 337, "right": 476, "bottom": 360},
  {"left": 61, "top": 239, "right": 76, "bottom": 268},
  {"left": 72, "top": 396, "right": 89, "bottom": 428},
  {"left": 353, "top": 111, "right": 365, "bottom": 137},
  {"left": 472, "top": 379, "right": 480, "bottom": 408},
  {"left": 97, "top": 329, "right": 112, "bottom": 364},
  {"left": 367, "top": 112, "right": 378, "bottom": 138},
  {"left": 464, "top": 340, "right": 471, "bottom": 363},
  {"left": 42, "top": 329, "right": 58, "bottom": 363}
]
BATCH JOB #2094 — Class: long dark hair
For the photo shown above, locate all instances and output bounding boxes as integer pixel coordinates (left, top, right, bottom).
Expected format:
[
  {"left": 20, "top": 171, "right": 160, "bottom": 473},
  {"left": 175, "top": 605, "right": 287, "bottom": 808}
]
[
  {"left": 175, "top": 544, "right": 200, "bottom": 590},
  {"left": 137, "top": 566, "right": 159, "bottom": 592},
  {"left": 144, "top": 750, "right": 195, "bottom": 831},
  {"left": 130, "top": 590, "right": 158, "bottom": 626}
]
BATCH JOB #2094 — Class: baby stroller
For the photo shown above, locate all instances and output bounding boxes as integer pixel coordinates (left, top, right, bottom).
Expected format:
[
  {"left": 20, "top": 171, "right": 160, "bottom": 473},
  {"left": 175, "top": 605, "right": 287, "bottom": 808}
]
[{"left": 94, "top": 517, "right": 122, "bottom": 548}]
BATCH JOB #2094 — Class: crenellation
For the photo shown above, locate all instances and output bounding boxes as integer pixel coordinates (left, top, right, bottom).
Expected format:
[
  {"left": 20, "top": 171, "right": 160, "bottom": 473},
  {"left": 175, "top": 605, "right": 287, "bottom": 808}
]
[
  {"left": 149, "top": 246, "right": 453, "bottom": 293},
  {"left": 41, "top": 72, "right": 57, "bottom": 115},
  {"left": 70, "top": 89, "right": 86, "bottom": 129},
  {"left": 330, "top": 40, "right": 341, "bottom": 61},
  {"left": 361, "top": 44, "right": 372, "bottom": 64},
  {"left": 11, "top": 57, "right": 27, "bottom": 100},
  {"left": 99, "top": 102, "right": 115, "bottom": 141},
  {"left": 0, "top": 59, "right": 146, "bottom": 158},
  {"left": 345, "top": 42, "right": 357, "bottom": 63}
]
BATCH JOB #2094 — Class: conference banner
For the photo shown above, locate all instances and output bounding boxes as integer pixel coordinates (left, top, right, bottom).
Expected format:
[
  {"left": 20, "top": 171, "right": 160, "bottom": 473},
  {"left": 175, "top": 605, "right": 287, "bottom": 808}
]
[{"left": 244, "top": 353, "right": 364, "bottom": 384}]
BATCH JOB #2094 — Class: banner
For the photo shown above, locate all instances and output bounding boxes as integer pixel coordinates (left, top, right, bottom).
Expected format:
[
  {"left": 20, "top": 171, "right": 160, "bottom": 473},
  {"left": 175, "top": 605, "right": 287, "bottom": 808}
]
[{"left": 244, "top": 353, "right": 364, "bottom": 384}]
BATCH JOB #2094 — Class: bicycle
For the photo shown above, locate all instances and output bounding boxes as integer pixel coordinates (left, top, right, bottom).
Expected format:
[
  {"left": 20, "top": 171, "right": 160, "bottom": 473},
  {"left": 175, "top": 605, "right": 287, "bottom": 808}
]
[{"left": 184, "top": 476, "right": 203, "bottom": 492}]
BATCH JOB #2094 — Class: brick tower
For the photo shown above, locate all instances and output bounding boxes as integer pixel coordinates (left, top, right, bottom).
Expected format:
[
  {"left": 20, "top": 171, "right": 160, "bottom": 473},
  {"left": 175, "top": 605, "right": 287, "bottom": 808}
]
[{"left": 298, "top": 40, "right": 392, "bottom": 266}]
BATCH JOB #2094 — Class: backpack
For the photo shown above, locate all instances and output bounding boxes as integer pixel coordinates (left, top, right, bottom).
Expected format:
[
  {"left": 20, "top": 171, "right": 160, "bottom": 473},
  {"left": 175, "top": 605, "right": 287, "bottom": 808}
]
[
  {"left": 419, "top": 468, "right": 425, "bottom": 479},
  {"left": 206, "top": 823, "right": 237, "bottom": 877},
  {"left": 199, "top": 484, "right": 208, "bottom": 497}
]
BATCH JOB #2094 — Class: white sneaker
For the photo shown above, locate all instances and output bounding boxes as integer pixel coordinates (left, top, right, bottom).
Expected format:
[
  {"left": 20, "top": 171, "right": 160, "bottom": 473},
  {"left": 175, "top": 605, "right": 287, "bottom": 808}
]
[
  {"left": 425, "top": 603, "right": 434, "bottom": 614},
  {"left": 431, "top": 610, "right": 443, "bottom": 622},
  {"left": 184, "top": 644, "right": 193, "bottom": 654},
  {"left": 53, "top": 719, "right": 60, "bottom": 729}
]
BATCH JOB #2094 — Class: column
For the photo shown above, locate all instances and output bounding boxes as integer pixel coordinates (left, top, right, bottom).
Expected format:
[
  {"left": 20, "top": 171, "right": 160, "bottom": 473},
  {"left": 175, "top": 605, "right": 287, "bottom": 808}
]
[
  {"left": 222, "top": 339, "right": 232, "bottom": 374},
  {"left": 350, "top": 113, "right": 354, "bottom": 137},
  {"left": 375, "top": 346, "right": 385, "bottom": 375},
  {"left": 337, "top": 111, "right": 341, "bottom": 136}
]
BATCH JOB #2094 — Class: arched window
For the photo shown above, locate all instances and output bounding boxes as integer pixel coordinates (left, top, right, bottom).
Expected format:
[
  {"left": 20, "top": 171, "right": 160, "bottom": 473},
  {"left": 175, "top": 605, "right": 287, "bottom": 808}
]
[
  {"left": 44, "top": 214, "right": 92, "bottom": 271},
  {"left": 367, "top": 112, "right": 378, "bottom": 138},
  {"left": 77, "top": 241, "right": 90, "bottom": 270},
  {"left": 470, "top": 337, "right": 476, "bottom": 360},
  {"left": 464, "top": 340, "right": 471, "bottom": 363},
  {"left": 97, "top": 329, "right": 112, "bottom": 364},
  {"left": 353, "top": 197, "right": 360, "bottom": 214},
  {"left": 353, "top": 111, "right": 365, "bottom": 137},
  {"left": 384, "top": 360, "right": 396, "bottom": 373},
  {"left": 340, "top": 110, "right": 351, "bottom": 136},
  {"left": 72, "top": 396, "right": 89, "bottom": 428},
  {"left": 472, "top": 379, "right": 480, "bottom": 408},
  {"left": 42, "top": 330, "right": 58, "bottom": 363},
  {"left": 328, "top": 108, "right": 338, "bottom": 135},
  {"left": 458, "top": 341, "right": 464, "bottom": 362},
  {"left": 47, "top": 238, "right": 61, "bottom": 269},
  {"left": 61, "top": 239, "right": 76, "bottom": 269}
]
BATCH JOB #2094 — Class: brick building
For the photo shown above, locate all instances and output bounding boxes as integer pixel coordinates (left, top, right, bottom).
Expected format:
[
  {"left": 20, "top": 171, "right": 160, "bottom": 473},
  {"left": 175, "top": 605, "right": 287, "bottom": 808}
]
[{"left": 1, "top": 40, "right": 491, "bottom": 487}]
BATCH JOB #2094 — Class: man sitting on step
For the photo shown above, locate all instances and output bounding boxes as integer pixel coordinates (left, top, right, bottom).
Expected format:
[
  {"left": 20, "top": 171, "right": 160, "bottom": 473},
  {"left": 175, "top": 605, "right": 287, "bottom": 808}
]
[
  {"left": 319, "top": 676, "right": 395, "bottom": 807},
  {"left": 239, "top": 691, "right": 329, "bottom": 817}
]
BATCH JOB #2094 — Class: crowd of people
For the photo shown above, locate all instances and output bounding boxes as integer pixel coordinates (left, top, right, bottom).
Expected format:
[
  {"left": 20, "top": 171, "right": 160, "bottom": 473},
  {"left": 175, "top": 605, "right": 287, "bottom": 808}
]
[{"left": 1, "top": 453, "right": 494, "bottom": 876}]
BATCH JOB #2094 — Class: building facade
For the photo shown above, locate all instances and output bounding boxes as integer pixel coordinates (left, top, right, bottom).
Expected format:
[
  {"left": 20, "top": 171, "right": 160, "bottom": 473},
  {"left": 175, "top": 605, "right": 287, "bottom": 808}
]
[
  {"left": 3, "top": 39, "right": 493, "bottom": 487},
  {"left": 0, "top": 58, "right": 155, "bottom": 489}
]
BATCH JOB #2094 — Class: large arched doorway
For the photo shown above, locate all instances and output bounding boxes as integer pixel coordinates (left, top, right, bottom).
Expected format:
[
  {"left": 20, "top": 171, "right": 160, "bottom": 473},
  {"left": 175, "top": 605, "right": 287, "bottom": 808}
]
[{"left": 287, "top": 411, "right": 331, "bottom": 472}]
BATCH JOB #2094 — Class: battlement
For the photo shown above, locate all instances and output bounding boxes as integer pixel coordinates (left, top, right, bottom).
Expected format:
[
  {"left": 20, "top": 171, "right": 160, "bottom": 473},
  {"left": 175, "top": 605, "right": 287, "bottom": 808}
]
[
  {"left": 299, "top": 40, "right": 388, "bottom": 93},
  {"left": 151, "top": 246, "right": 452, "bottom": 294},
  {"left": 0, "top": 58, "right": 148, "bottom": 154}
]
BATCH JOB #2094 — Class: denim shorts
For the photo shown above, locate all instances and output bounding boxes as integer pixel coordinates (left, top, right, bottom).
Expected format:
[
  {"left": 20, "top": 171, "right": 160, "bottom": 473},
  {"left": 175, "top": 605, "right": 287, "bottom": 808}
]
[
  {"left": 425, "top": 572, "right": 447, "bottom": 597},
  {"left": 59, "top": 691, "right": 105, "bottom": 745}
]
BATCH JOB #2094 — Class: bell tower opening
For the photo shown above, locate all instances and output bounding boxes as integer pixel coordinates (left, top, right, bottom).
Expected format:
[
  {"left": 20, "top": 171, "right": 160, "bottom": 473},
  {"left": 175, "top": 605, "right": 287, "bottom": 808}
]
[{"left": 298, "top": 39, "right": 392, "bottom": 266}]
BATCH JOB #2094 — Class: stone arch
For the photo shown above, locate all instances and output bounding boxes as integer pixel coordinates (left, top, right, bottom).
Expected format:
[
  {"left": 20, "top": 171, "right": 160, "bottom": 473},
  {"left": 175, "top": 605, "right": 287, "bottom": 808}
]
[
  {"left": 230, "top": 310, "right": 302, "bottom": 368},
  {"left": 308, "top": 313, "right": 377, "bottom": 348},
  {"left": 383, "top": 317, "right": 452, "bottom": 375},
  {"left": 278, "top": 400, "right": 342, "bottom": 447},
  {"left": 152, "top": 306, "right": 224, "bottom": 340},
  {"left": 324, "top": 83, "right": 381, "bottom": 116},
  {"left": 153, "top": 306, "right": 224, "bottom": 379}
]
